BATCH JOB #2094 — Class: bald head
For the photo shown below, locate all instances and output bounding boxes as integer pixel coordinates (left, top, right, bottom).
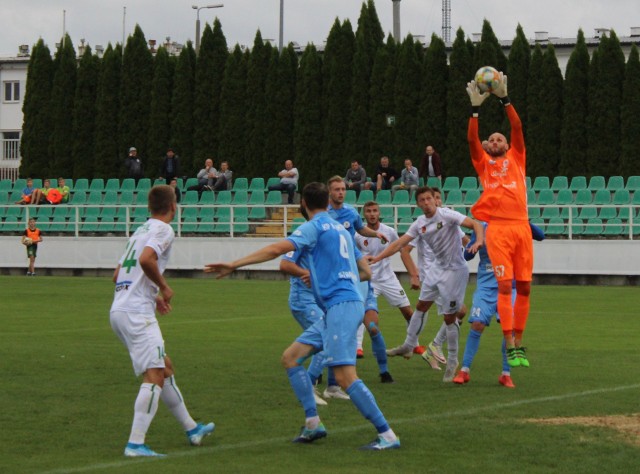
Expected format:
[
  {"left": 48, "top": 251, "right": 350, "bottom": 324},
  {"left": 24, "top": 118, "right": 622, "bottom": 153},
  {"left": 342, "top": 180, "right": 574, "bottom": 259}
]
[{"left": 486, "top": 132, "right": 509, "bottom": 157}]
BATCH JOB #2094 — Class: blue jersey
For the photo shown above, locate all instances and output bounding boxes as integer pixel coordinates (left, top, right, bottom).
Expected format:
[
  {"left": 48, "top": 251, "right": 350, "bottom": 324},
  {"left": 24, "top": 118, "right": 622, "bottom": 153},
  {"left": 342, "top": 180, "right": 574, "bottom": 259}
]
[
  {"left": 287, "top": 212, "right": 363, "bottom": 310},
  {"left": 327, "top": 203, "right": 364, "bottom": 240},
  {"left": 282, "top": 247, "right": 318, "bottom": 311}
]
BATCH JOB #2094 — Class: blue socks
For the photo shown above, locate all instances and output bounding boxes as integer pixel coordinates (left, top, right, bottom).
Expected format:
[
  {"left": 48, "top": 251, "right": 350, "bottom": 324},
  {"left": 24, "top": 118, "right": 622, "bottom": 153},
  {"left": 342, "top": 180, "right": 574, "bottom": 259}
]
[
  {"left": 370, "top": 331, "right": 388, "bottom": 374},
  {"left": 286, "top": 366, "right": 317, "bottom": 418},
  {"left": 501, "top": 339, "right": 510, "bottom": 373},
  {"left": 462, "top": 328, "right": 482, "bottom": 369},
  {"left": 346, "top": 379, "right": 389, "bottom": 433},
  {"left": 307, "top": 353, "right": 324, "bottom": 385}
]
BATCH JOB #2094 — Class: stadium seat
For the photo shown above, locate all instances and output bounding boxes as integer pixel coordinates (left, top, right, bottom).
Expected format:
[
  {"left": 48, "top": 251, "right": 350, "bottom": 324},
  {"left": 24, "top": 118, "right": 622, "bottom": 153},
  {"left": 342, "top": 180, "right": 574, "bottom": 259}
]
[
  {"left": 216, "top": 190, "right": 232, "bottom": 205},
  {"left": 392, "top": 190, "right": 410, "bottom": 205},
  {"left": 560, "top": 206, "right": 579, "bottom": 220},
  {"left": 89, "top": 179, "right": 105, "bottom": 192},
  {"left": 2, "top": 216, "right": 24, "bottom": 232},
  {"left": 120, "top": 178, "right": 136, "bottom": 193},
  {"left": 181, "top": 191, "right": 198, "bottom": 206},
  {"left": 445, "top": 190, "right": 463, "bottom": 205},
  {"left": 289, "top": 217, "right": 305, "bottom": 233},
  {"left": 555, "top": 189, "right": 573, "bottom": 205},
  {"left": 397, "top": 205, "right": 413, "bottom": 220},
  {"left": 550, "top": 176, "right": 568, "bottom": 191},
  {"left": 69, "top": 191, "right": 87, "bottom": 206},
  {"left": 525, "top": 176, "right": 532, "bottom": 189},
  {"left": 266, "top": 190, "right": 283, "bottom": 206},
  {"left": 532, "top": 176, "right": 550, "bottom": 191},
  {"left": 528, "top": 206, "right": 541, "bottom": 219},
  {"left": 153, "top": 178, "right": 166, "bottom": 187},
  {"left": 119, "top": 191, "right": 134, "bottom": 206},
  {"left": 266, "top": 177, "right": 281, "bottom": 189},
  {"left": 344, "top": 190, "right": 357, "bottom": 204},
  {"left": 375, "top": 190, "right": 391, "bottom": 204},
  {"left": 541, "top": 206, "right": 560, "bottom": 220},
  {"left": 86, "top": 191, "right": 103, "bottom": 206},
  {"left": 602, "top": 218, "right": 624, "bottom": 236},
  {"left": 566, "top": 218, "right": 584, "bottom": 237},
  {"left": 105, "top": 178, "right": 120, "bottom": 193},
  {"left": 427, "top": 177, "right": 441, "bottom": 188},
  {"left": 213, "top": 207, "right": 231, "bottom": 233},
  {"left": 100, "top": 205, "right": 117, "bottom": 220},
  {"left": 183, "top": 178, "right": 199, "bottom": 190},
  {"left": 624, "top": 176, "right": 640, "bottom": 192},
  {"left": 180, "top": 207, "right": 199, "bottom": 233},
  {"left": 578, "top": 206, "right": 597, "bottom": 220},
  {"left": 545, "top": 217, "right": 565, "bottom": 236},
  {"left": 379, "top": 204, "right": 393, "bottom": 222},
  {"left": 612, "top": 189, "right": 631, "bottom": 205},
  {"left": 30, "top": 179, "right": 43, "bottom": 190},
  {"left": 35, "top": 206, "right": 53, "bottom": 221},
  {"left": 233, "top": 207, "right": 249, "bottom": 234},
  {"left": 536, "top": 189, "right": 555, "bottom": 205},
  {"left": 463, "top": 190, "right": 480, "bottom": 206},
  {"left": 593, "top": 189, "right": 611, "bottom": 205},
  {"left": 73, "top": 179, "right": 89, "bottom": 193},
  {"left": 249, "top": 192, "right": 266, "bottom": 220},
  {"left": 198, "top": 191, "right": 215, "bottom": 205},
  {"left": 232, "top": 178, "right": 248, "bottom": 191},
  {"left": 49, "top": 215, "right": 69, "bottom": 233},
  {"left": 356, "top": 190, "right": 374, "bottom": 205},
  {"left": 588, "top": 176, "right": 605, "bottom": 191},
  {"left": 442, "top": 177, "right": 460, "bottom": 192},
  {"left": 102, "top": 191, "right": 118, "bottom": 206},
  {"left": 397, "top": 218, "right": 414, "bottom": 234},
  {"left": 232, "top": 190, "right": 248, "bottom": 205},
  {"left": 98, "top": 216, "right": 116, "bottom": 233},
  {"left": 569, "top": 176, "right": 587, "bottom": 192},
  {"left": 527, "top": 189, "right": 536, "bottom": 205},
  {"left": 249, "top": 178, "right": 265, "bottom": 192},
  {"left": 617, "top": 206, "right": 635, "bottom": 221},
  {"left": 607, "top": 176, "right": 625, "bottom": 191},
  {"left": 136, "top": 179, "right": 151, "bottom": 193},
  {"left": 583, "top": 218, "right": 603, "bottom": 236},
  {"left": 0, "top": 191, "right": 9, "bottom": 205},
  {"left": 574, "top": 189, "right": 592, "bottom": 205},
  {"left": 0, "top": 180, "right": 11, "bottom": 192}
]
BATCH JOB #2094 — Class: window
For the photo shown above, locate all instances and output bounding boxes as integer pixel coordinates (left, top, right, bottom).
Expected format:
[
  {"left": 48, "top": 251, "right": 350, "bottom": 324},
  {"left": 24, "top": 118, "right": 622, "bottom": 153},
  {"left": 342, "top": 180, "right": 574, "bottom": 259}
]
[
  {"left": 3, "top": 81, "right": 20, "bottom": 102},
  {"left": 2, "top": 131, "right": 20, "bottom": 160}
]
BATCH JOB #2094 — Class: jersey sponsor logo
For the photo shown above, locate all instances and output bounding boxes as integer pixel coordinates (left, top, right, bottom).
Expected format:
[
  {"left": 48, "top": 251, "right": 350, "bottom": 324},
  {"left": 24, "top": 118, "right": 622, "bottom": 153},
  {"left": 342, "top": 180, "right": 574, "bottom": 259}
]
[
  {"left": 115, "top": 280, "right": 133, "bottom": 292},
  {"left": 285, "top": 251, "right": 295, "bottom": 258},
  {"left": 485, "top": 264, "right": 493, "bottom": 272},
  {"left": 503, "top": 181, "right": 517, "bottom": 189},
  {"left": 293, "top": 230, "right": 303, "bottom": 236},
  {"left": 338, "top": 270, "right": 357, "bottom": 282}
]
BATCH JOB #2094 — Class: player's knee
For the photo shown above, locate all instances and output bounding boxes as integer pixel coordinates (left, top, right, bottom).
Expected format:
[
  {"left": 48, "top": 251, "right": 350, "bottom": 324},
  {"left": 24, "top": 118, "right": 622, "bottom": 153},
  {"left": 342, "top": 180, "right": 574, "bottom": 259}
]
[
  {"left": 516, "top": 281, "right": 531, "bottom": 296},
  {"left": 416, "top": 300, "right": 429, "bottom": 311},
  {"left": 497, "top": 282, "right": 512, "bottom": 295},
  {"left": 367, "top": 321, "right": 379, "bottom": 336},
  {"left": 281, "top": 349, "right": 298, "bottom": 369},
  {"left": 471, "top": 321, "right": 485, "bottom": 332},
  {"left": 457, "top": 304, "right": 467, "bottom": 319},
  {"left": 444, "top": 313, "right": 457, "bottom": 325}
]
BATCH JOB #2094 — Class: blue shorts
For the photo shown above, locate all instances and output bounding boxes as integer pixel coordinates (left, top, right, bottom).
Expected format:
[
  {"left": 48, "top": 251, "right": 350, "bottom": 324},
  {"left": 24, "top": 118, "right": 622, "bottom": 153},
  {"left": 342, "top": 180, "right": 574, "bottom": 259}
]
[
  {"left": 358, "top": 282, "right": 378, "bottom": 313},
  {"left": 296, "top": 300, "right": 364, "bottom": 367},
  {"left": 290, "top": 303, "right": 324, "bottom": 330},
  {"left": 468, "top": 288, "right": 516, "bottom": 327}
]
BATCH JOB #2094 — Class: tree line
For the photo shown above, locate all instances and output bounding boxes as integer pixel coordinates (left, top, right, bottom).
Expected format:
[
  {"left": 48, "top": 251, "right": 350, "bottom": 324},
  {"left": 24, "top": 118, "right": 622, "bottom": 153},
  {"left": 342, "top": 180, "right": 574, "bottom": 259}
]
[{"left": 19, "top": 0, "right": 640, "bottom": 184}]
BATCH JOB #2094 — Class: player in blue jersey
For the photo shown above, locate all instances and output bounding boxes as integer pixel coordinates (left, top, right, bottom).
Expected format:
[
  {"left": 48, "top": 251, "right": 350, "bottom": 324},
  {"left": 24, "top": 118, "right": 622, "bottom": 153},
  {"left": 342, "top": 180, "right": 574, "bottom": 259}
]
[
  {"left": 205, "top": 182, "right": 400, "bottom": 450},
  {"left": 453, "top": 221, "right": 545, "bottom": 388}
]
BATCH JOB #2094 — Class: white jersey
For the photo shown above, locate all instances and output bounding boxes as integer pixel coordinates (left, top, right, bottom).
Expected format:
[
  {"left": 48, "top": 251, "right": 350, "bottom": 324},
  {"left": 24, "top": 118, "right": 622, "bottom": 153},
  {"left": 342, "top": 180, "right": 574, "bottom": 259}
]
[
  {"left": 355, "top": 223, "right": 399, "bottom": 283},
  {"left": 409, "top": 223, "right": 465, "bottom": 280},
  {"left": 110, "top": 218, "right": 175, "bottom": 314},
  {"left": 406, "top": 207, "right": 467, "bottom": 270}
]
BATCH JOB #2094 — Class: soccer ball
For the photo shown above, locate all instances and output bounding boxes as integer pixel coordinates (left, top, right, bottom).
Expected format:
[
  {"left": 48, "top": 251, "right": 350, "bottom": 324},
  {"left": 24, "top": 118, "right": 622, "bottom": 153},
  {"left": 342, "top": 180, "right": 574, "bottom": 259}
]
[
  {"left": 474, "top": 66, "right": 500, "bottom": 93},
  {"left": 24, "top": 237, "right": 33, "bottom": 246}
]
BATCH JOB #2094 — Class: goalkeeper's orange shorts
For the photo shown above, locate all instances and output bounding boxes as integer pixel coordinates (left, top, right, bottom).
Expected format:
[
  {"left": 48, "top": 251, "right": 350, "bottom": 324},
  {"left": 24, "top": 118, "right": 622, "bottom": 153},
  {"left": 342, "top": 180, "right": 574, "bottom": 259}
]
[{"left": 485, "top": 219, "right": 533, "bottom": 282}]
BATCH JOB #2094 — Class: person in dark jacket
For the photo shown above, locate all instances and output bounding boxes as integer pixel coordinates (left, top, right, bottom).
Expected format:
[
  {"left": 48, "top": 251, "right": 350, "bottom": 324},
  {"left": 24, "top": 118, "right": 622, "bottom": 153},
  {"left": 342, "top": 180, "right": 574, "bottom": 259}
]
[
  {"left": 125, "top": 147, "right": 144, "bottom": 183},
  {"left": 419, "top": 145, "right": 442, "bottom": 181},
  {"left": 159, "top": 148, "right": 180, "bottom": 182}
]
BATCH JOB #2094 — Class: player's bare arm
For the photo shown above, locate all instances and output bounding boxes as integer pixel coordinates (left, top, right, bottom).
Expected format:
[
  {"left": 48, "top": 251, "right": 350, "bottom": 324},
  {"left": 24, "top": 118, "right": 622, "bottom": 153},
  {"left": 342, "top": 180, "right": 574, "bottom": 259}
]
[
  {"left": 461, "top": 217, "right": 484, "bottom": 254},
  {"left": 205, "top": 240, "right": 296, "bottom": 279},
  {"left": 400, "top": 246, "right": 420, "bottom": 290},
  {"left": 368, "top": 233, "right": 413, "bottom": 265},
  {"left": 112, "top": 264, "right": 121, "bottom": 283},
  {"left": 357, "top": 257, "right": 372, "bottom": 282},
  {"left": 139, "top": 246, "right": 174, "bottom": 307},
  {"left": 357, "top": 225, "right": 385, "bottom": 241},
  {"left": 280, "top": 259, "right": 311, "bottom": 287}
]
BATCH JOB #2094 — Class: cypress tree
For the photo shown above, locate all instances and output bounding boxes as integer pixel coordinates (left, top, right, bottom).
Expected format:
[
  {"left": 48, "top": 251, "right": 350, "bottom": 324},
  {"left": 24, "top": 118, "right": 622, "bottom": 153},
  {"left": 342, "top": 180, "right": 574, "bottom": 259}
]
[
  {"left": 534, "top": 44, "right": 563, "bottom": 177},
  {"left": 263, "top": 45, "right": 297, "bottom": 178},
  {"left": 71, "top": 46, "right": 99, "bottom": 178},
  {"left": 193, "top": 19, "right": 228, "bottom": 163},
  {"left": 20, "top": 39, "right": 53, "bottom": 178},
  {"left": 93, "top": 44, "right": 122, "bottom": 179},
  {"left": 170, "top": 42, "right": 197, "bottom": 173},
  {"left": 474, "top": 20, "right": 506, "bottom": 140},
  {"left": 526, "top": 45, "right": 544, "bottom": 176},
  {"left": 368, "top": 36, "right": 397, "bottom": 172},
  {"left": 321, "top": 19, "right": 355, "bottom": 178},
  {"left": 393, "top": 35, "right": 422, "bottom": 161},
  {"left": 119, "top": 25, "right": 153, "bottom": 174},
  {"left": 416, "top": 34, "right": 448, "bottom": 160},
  {"left": 293, "top": 44, "right": 323, "bottom": 184},
  {"left": 506, "top": 25, "right": 530, "bottom": 134},
  {"left": 49, "top": 35, "right": 77, "bottom": 178},
  {"left": 445, "top": 28, "right": 475, "bottom": 178},
  {"left": 559, "top": 30, "right": 590, "bottom": 177},
  {"left": 586, "top": 31, "right": 626, "bottom": 176},
  {"left": 620, "top": 45, "right": 640, "bottom": 177},
  {"left": 147, "top": 47, "right": 174, "bottom": 175},
  {"left": 244, "top": 32, "right": 272, "bottom": 179},
  {"left": 218, "top": 45, "right": 248, "bottom": 176}
]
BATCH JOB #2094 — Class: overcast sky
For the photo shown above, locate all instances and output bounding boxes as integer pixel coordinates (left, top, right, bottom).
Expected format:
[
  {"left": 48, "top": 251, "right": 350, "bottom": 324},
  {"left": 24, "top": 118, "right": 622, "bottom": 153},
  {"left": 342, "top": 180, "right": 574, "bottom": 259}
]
[{"left": 1, "top": 0, "right": 639, "bottom": 56}]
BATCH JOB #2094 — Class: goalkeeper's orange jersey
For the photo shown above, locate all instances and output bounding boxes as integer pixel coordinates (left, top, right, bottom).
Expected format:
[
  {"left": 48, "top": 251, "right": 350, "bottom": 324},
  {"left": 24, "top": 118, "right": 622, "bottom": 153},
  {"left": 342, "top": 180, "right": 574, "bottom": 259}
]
[{"left": 467, "top": 104, "right": 528, "bottom": 222}]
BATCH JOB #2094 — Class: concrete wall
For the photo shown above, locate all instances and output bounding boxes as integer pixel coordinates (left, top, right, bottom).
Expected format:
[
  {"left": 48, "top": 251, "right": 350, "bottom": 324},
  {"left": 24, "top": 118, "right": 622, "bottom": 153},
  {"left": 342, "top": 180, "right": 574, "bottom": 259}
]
[{"left": 2, "top": 236, "right": 639, "bottom": 281}]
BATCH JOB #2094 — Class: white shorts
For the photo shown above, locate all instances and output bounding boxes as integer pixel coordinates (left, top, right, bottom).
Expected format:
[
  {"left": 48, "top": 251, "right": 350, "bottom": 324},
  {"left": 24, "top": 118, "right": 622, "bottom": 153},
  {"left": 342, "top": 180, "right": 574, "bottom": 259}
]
[
  {"left": 110, "top": 310, "right": 166, "bottom": 376},
  {"left": 372, "top": 277, "right": 411, "bottom": 308},
  {"left": 419, "top": 265, "right": 469, "bottom": 315}
]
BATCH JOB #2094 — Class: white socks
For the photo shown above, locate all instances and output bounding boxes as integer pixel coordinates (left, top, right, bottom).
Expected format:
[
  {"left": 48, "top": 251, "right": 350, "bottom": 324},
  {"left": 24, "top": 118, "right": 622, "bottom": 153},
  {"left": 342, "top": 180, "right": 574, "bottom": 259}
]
[
  {"left": 128, "top": 383, "right": 162, "bottom": 444},
  {"left": 161, "top": 375, "right": 197, "bottom": 432},
  {"left": 445, "top": 322, "right": 459, "bottom": 364},
  {"left": 356, "top": 324, "right": 365, "bottom": 350},
  {"left": 405, "top": 310, "right": 426, "bottom": 347}
]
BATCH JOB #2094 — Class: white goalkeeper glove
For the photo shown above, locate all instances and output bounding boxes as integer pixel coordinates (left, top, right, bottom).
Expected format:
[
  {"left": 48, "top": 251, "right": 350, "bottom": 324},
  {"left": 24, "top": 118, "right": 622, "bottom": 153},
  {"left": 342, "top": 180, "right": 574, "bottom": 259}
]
[{"left": 466, "top": 80, "right": 489, "bottom": 107}]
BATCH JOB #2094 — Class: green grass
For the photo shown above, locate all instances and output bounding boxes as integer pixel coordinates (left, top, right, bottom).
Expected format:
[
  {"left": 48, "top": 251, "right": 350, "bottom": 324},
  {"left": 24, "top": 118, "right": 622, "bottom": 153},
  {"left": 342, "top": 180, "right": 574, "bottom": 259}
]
[{"left": 1, "top": 276, "right": 638, "bottom": 473}]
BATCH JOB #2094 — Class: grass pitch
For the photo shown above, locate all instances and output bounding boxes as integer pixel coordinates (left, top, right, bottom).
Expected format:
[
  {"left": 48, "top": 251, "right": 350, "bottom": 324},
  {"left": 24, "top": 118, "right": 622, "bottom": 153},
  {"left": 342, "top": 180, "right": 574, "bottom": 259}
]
[{"left": 1, "top": 276, "right": 638, "bottom": 473}]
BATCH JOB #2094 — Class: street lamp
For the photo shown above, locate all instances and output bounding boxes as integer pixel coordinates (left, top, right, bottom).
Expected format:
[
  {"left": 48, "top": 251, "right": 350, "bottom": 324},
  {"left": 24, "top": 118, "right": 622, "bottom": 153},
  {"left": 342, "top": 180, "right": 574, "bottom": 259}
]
[{"left": 192, "top": 4, "right": 224, "bottom": 54}]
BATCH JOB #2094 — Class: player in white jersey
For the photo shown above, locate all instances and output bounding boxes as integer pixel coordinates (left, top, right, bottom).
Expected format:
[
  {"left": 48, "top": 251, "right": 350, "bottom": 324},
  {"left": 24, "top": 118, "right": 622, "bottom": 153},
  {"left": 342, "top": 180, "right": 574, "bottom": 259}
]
[
  {"left": 401, "top": 188, "right": 469, "bottom": 370},
  {"left": 368, "top": 187, "right": 484, "bottom": 382},
  {"left": 110, "top": 186, "right": 214, "bottom": 457}
]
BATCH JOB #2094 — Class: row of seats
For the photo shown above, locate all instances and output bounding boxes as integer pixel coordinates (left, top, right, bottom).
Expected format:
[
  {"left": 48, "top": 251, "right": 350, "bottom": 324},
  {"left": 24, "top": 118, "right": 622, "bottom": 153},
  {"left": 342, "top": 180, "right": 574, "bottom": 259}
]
[{"left": 530, "top": 217, "right": 639, "bottom": 237}]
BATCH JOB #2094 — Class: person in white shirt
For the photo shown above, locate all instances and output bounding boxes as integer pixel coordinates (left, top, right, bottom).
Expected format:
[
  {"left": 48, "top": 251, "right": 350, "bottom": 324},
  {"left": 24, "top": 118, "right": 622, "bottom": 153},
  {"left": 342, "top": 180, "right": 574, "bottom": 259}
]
[
  {"left": 391, "top": 159, "right": 420, "bottom": 199},
  {"left": 368, "top": 187, "right": 484, "bottom": 382},
  {"left": 110, "top": 185, "right": 214, "bottom": 457},
  {"left": 269, "top": 160, "right": 299, "bottom": 204}
]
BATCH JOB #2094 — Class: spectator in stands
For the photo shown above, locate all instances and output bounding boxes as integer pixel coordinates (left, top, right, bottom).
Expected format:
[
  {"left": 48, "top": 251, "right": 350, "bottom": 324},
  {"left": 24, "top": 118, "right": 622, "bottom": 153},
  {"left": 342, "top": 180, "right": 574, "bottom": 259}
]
[
  {"left": 169, "top": 178, "right": 181, "bottom": 204},
  {"left": 372, "top": 156, "right": 400, "bottom": 192},
  {"left": 15, "top": 177, "right": 35, "bottom": 205},
  {"left": 207, "top": 160, "right": 232, "bottom": 191},
  {"left": 268, "top": 160, "right": 299, "bottom": 204},
  {"left": 57, "top": 177, "right": 70, "bottom": 204},
  {"left": 344, "top": 160, "right": 370, "bottom": 195},
  {"left": 31, "top": 178, "right": 52, "bottom": 205},
  {"left": 392, "top": 159, "right": 419, "bottom": 198},
  {"left": 125, "top": 147, "right": 144, "bottom": 183},
  {"left": 159, "top": 148, "right": 180, "bottom": 183},
  {"left": 419, "top": 145, "right": 442, "bottom": 182},
  {"left": 188, "top": 158, "right": 217, "bottom": 194}
]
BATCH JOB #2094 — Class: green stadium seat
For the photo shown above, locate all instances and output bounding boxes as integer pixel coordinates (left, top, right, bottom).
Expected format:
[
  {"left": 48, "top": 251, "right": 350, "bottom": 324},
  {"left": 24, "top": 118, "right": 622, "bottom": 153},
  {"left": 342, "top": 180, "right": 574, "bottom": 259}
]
[
  {"left": 344, "top": 190, "right": 357, "bottom": 204},
  {"left": 132, "top": 206, "right": 149, "bottom": 219},
  {"left": 0, "top": 180, "right": 11, "bottom": 192},
  {"left": 536, "top": 190, "right": 555, "bottom": 205},
  {"left": 427, "top": 177, "right": 441, "bottom": 188},
  {"left": 529, "top": 217, "right": 544, "bottom": 231},
  {"left": 98, "top": 216, "right": 116, "bottom": 233},
  {"left": 379, "top": 205, "right": 393, "bottom": 222},
  {"left": 560, "top": 206, "right": 579, "bottom": 220},
  {"left": 525, "top": 176, "right": 532, "bottom": 189},
  {"left": 233, "top": 207, "right": 249, "bottom": 234},
  {"left": 545, "top": 217, "right": 565, "bottom": 236},
  {"left": 602, "top": 218, "right": 624, "bottom": 236},
  {"left": 2, "top": 216, "right": 24, "bottom": 232},
  {"left": 527, "top": 189, "right": 536, "bottom": 204},
  {"left": 625, "top": 176, "right": 640, "bottom": 192},
  {"left": 136, "top": 179, "right": 151, "bottom": 193},
  {"left": 578, "top": 206, "right": 597, "bottom": 220},
  {"left": 392, "top": 190, "right": 410, "bottom": 205},
  {"left": 105, "top": 178, "right": 120, "bottom": 193},
  {"left": 632, "top": 192, "right": 640, "bottom": 205},
  {"left": 397, "top": 205, "right": 413, "bottom": 220},
  {"left": 588, "top": 176, "right": 605, "bottom": 191},
  {"left": 418, "top": 177, "right": 425, "bottom": 187},
  {"left": 266, "top": 190, "right": 282, "bottom": 206},
  {"left": 463, "top": 190, "right": 480, "bottom": 206},
  {"left": 356, "top": 190, "right": 374, "bottom": 205},
  {"left": 569, "top": 176, "right": 587, "bottom": 192},
  {"left": 532, "top": 176, "right": 550, "bottom": 191},
  {"left": 445, "top": 190, "right": 463, "bottom": 205},
  {"left": 412, "top": 206, "right": 424, "bottom": 218},
  {"left": 598, "top": 206, "right": 617, "bottom": 220},
  {"left": 249, "top": 192, "right": 266, "bottom": 220},
  {"left": 153, "top": 178, "right": 166, "bottom": 187},
  {"left": 566, "top": 218, "right": 584, "bottom": 237},
  {"left": 290, "top": 217, "right": 306, "bottom": 233},
  {"left": 102, "top": 191, "right": 118, "bottom": 206},
  {"left": 556, "top": 189, "right": 573, "bottom": 205},
  {"left": 266, "top": 177, "right": 281, "bottom": 189},
  {"left": 181, "top": 191, "right": 198, "bottom": 206},
  {"left": 216, "top": 190, "right": 232, "bottom": 205},
  {"left": 397, "top": 218, "right": 414, "bottom": 234},
  {"left": 73, "top": 179, "right": 89, "bottom": 193},
  {"left": 232, "top": 178, "right": 248, "bottom": 191},
  {"left": 49, "top": 215, "right": 69, "bottom": 233},
  {"left": 119, "top": 191, "right": 135, "bottom": 206},
  {"left": 198, "top": 191, "right": 215, "bottom": 205},
  {"left": 213, "top": 207, "right": 231, "bottom": 233},
  {"left": 100, "top": 206, "right": 117, "bottom": 219},
  {"left": 593, "top": 189, "right": 611, "bottom": 205},
  {"left": 583, "top": 218, "right": 603, "bottom": 236},
  {"left": 612, "top": 190, "right": 631, "bottom": 205},
  {"left": 375, "top": 190, "right": 391, "bottom": 204},
  {"left": 86, "top": 191, "right": 103, "bottom": 205},
  {"left": 541, "top": 206, "right": 560, "bottom": 220},
  {"left": 606, "top": 176, "right": 624, "bottom": 191},
  {"left": 574, "top": 189, "right": 592, "bottom": 205},
  {"left": 120, "top": 178, "right": 136, "bottom": 193},
  {"left": 550, "top": 176, "right": 568, "bottom": 191},
  {"left": 35, "top": 206, "right": 53, "bottom": 220},
  {"left": 232, "top": 190, "right": 248, "bottom": 205},
  {"left": 249, "top": 178, "right": 265, "bottom": 192},
  {"left": 528, "top": 206, "right": 541, "bottom": 219},
  {"left": 31, "top": 179, "right": 43, "bottom": 189},
  {"left": 442, "top": 177, "right": 460, "bottom": 192},
  {"left": 69, "top": 191, "right": 87, "bottom": 206},
  {"left": 89, "top": 179, "right": 105, "bottom": 192},
  {"left": 0, "top": 191, "right": 9, "bottom": 205}
]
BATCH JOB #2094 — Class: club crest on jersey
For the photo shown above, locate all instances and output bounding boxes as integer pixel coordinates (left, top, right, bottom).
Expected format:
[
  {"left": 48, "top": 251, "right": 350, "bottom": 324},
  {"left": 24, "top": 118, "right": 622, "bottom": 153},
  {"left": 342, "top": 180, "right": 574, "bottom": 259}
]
[
  {"left": 436, "top": 222, "right": 443, "bottom": 230},
  {"left": 343, "top": 221, "right": 351, "bottom": 229},
  {"left": 363, "top": 239, "right": 369, "bottom": 247},
  {"left": 449, "top": 301, "right": 456, "bottom": 308},
  {"left": 421, "top": 226, "right": 427, "bottom": 233}
]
